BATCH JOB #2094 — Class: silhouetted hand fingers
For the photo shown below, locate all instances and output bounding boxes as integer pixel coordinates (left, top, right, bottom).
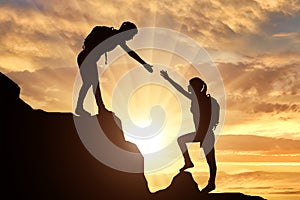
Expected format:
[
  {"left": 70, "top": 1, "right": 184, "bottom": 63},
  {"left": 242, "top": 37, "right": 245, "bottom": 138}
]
[{"left": 160, "top": 70, "right": 168, "bottom": 79}]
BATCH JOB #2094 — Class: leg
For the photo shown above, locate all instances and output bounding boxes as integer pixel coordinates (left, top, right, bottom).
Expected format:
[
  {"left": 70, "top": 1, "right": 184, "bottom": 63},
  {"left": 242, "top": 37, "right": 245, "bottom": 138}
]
[
  {"left": 76, "top": 50, "right": 94, "bottom": 116},
  {"left": 177, "top": 132, "right": 197, "bottom": 172},
  {"left": 202, "top": 144, "right": 217, "bottom": 193},
  {"left": 92, "top": 82, "right": 106, "bottom": 114},
  {"left": 77, "top": 60, "right": 98, "bottom": 115},
  {"left": 75, "top": 82, "right": 91, "bottom": 115}
]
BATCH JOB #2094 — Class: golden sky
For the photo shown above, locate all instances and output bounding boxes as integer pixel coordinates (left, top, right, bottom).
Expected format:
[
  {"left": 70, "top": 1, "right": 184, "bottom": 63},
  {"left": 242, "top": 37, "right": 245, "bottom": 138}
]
[{"left": 1, "top": 0, "right": 300, "bottom": 198}]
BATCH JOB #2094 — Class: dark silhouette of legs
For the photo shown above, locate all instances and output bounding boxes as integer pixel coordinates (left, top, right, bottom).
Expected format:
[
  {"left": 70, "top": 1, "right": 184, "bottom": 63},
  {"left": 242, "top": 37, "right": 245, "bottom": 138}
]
[
  {"left": 94, "top": 83, "right": 106, "bottom": 113},
  {"left": 202, "top": 145, "right": 216, "bottom": 193},
  {"left": 76, "top": 81, "right": 105, "bottom": 116},
  {"left": 177, "top": 130, "right": 216, "bottom": 192},
  {"left": 75, "top": 51, "right": 106, "bottom": 116},
  {"left": 75, "top": 81, "right": 91, "bottom": 115},
  {"left": 177, "top": 133, "right": 196, "bottom": 172}
]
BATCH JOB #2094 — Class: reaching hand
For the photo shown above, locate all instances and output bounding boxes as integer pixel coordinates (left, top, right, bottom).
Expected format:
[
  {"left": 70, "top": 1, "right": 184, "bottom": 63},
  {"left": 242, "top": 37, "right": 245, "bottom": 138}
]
[
  {"left": 160, "top": 69, "right": 191, "bottom": 99},
  {"left": 143, "top": 63, "right": 153, "bottom": 73},
  {"left": 160, "top": 70, "right": 169, "bottom": 80}
]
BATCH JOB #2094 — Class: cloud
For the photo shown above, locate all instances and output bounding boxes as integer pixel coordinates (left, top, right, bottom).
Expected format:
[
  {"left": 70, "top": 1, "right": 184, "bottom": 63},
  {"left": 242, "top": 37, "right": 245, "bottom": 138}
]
[
  {"left": 0, "top": 65, "right": 10, "bottom": 74},
  {"left": 0, "top": 4, "right": 79, "bottom": 71},
  {"left": 250, "top": 52, "right": 300, "bottom": 68},
  {"left": 216, "top": 135, "right": 300, "bottom": 154},
  {"left": 0, "top": 0, "right": 34, "bottom": 8},
  {"left": 162, "top": 0, "right": 300, "bottom": 54},
  {"left": 273, "top": 32, "right": 300, "bottom": 43},
  {"left": 217, "top": 56, "right": 300, "bottom": 116},
  {"left": 1, "top": 0, "right": 299, "bottom": 73},
  {"left": 253, "top": 102, "right": 299, "bottom": 113},
  {"left": 0, "top": 0, "right": 299, "bottom": 72},
  {"left": 5, "top": 67, "right": 77, "bottom": 111},
  {"left": 254, "top": 0, "right": 300, "bottom": 13},
  {"left": 269, "top": 190, "right": 300, "bottom": 195},
  {"left": 227, "top": 186, "right": 272, "bottom": 190}
]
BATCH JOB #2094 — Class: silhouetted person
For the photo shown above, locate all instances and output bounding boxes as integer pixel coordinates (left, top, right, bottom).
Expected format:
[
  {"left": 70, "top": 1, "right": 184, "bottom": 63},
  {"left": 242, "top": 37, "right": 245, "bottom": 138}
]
[
  {"left": 75, "top": 21, "right": 153, "bottom": 116},
  {"left": 160, "top": 70, "right": 219, "bottom": 193}
]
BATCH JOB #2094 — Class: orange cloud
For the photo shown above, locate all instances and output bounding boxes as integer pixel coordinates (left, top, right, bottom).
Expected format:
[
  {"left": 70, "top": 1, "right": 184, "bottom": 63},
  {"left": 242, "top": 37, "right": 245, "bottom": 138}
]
[
  {"left": 216, "top": 135, "right": 300, "bottom": 153},
  {"left": 6, "top": 67, "right": 77, "bottom": 111},
  {"left": 273, "top": 32, "right": 300, "bottom": 43}
]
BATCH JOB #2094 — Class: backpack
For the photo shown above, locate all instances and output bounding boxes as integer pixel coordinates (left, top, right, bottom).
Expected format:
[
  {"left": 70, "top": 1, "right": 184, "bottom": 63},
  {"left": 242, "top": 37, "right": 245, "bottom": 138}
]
[
  {"left": 83, "top": 26, "right": 115, "bottom": 51},
  {"left": 210, "top": 97, "right": 220, "bottom": 129}
]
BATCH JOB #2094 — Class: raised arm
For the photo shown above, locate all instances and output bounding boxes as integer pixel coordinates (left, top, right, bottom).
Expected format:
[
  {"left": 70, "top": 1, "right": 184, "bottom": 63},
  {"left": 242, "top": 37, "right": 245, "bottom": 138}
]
[
  {"left": 160, "top": 70, "right": 191, "bottom": 99},
  {"left": 120, "top": 42, "right": 153, "bottom": 73}
]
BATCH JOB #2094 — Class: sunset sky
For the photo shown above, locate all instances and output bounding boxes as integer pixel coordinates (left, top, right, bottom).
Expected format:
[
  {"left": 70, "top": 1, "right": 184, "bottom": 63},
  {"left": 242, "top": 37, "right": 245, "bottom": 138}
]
[{"left": 1, "top": 0, "right": 300, "bottom": 199}]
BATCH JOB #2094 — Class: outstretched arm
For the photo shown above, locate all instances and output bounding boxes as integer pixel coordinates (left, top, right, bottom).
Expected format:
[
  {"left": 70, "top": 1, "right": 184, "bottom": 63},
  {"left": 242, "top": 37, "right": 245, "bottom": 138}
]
[
  {"left": 120, "top": 42, "right": 153, "bottom": 73},
  {"left": 160, "top": 70, "right": 191, "bottom": 99}
]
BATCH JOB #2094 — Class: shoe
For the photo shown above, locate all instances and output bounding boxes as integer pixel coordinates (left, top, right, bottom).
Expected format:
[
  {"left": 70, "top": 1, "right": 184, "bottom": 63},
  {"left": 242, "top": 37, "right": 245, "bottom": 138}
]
[
  {"left": 179, "top": 162, "right": 194, "bottom": 172},
  {"left": 75, "top": 107, "right": 90, "bottom": 116},
  {"left": 201, "top": 182, "right": 215, "bottom": 193}
]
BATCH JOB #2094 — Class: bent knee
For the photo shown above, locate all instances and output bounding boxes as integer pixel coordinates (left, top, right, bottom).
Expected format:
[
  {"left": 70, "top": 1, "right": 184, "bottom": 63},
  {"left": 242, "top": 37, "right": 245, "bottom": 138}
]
[
  {"left": 177, "top": 136, "right": 186, "bottom": 145},
  {"left": 177, "top": 137, "right": 181, "bottom": 144}
]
